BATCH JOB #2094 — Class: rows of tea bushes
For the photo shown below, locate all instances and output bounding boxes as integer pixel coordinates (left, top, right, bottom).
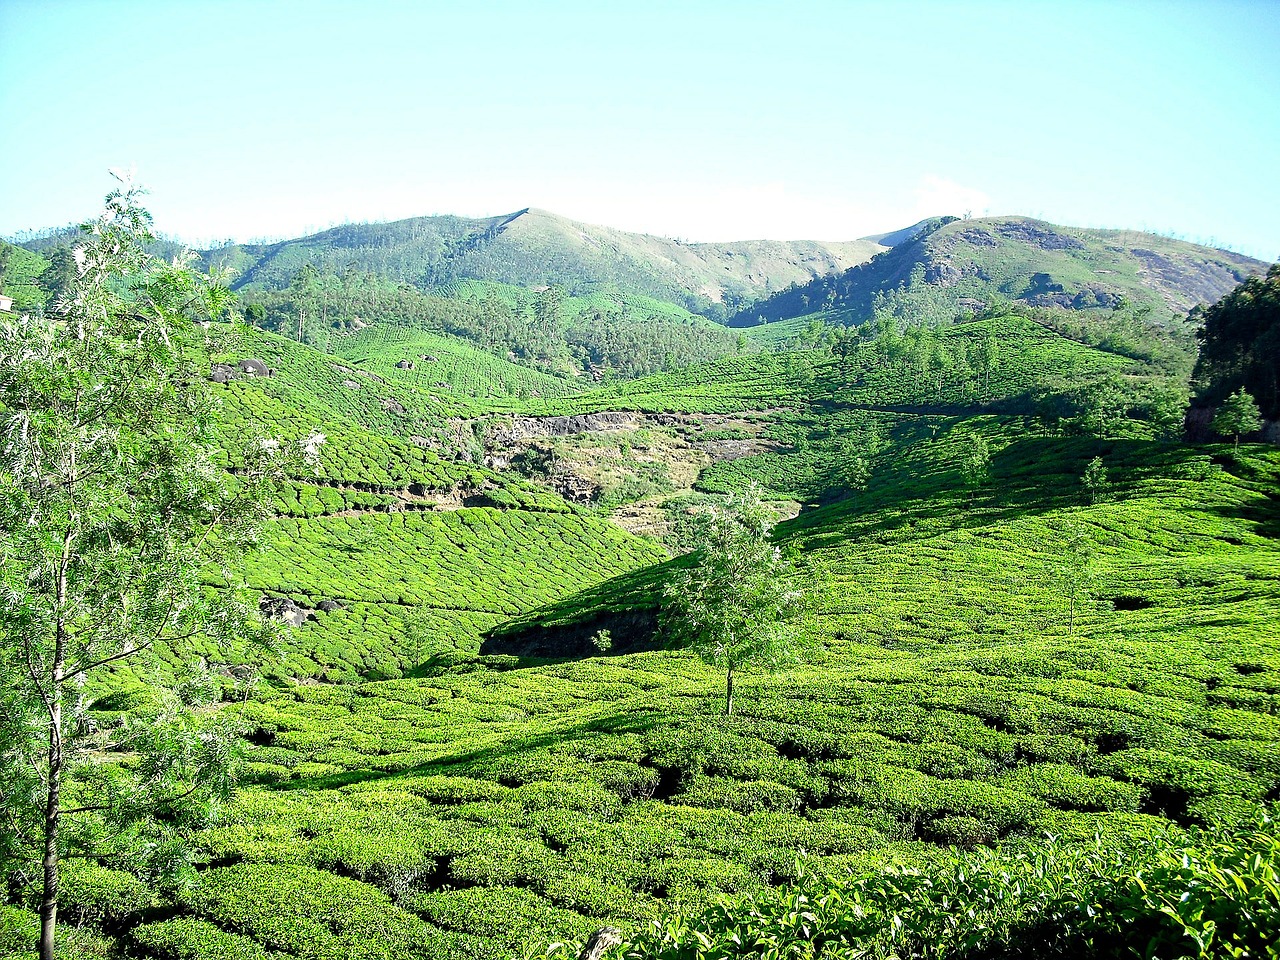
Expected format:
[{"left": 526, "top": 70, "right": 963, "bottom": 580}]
[
  {"left": 20, "top": 311, "right": 1280, "bottom": 959},
  {"left": 586, "top": 811, "right": 1280, "bottom": 959},
  {"left": 336, "top": 323, "right": 584, "bottom": 403},
  {"left": 517, "top": 351, "right": 814, "bottom": 416},
  {"left": 507, "top": 314, "right": 1129, "bottom": 424},
  {"left": 209, "top": 323, "right": 453, "bottom": 432},
  {"left": 215, "top": 383, "right": 473, "bottom": 488},
  {"left": 227, "top": 509, "right": 667, "bottom": 680},
  {"left": 63, "top": 430, "right": 1271, "bottom": 957}
]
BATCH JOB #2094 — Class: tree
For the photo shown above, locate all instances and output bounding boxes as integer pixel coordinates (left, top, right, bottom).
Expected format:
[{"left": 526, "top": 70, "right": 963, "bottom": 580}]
[
  {"left": 1081, "top": 456, "right": 1109, "bottom": 505},
  {"left": 976, "top": 334, "right": 999, "bottom": 392},
  {"left": 243, "top": 301, "right": 267, "bottom": 326},
  {"left": 1212, "top": 388, "right": 1264, "bottom": 451},
  {"left": 1192, "top": 264, "right": 1280, "bottom": 419},
  {"left": 959, "top": 434, "right": 992, "bottom": 498},
  {"left": 660, "top": 487, "right": 806, "bottom": 716},
  {"left": 1053, "top": 522, "right": 1094, "bottom": 638},
  {"left": 0, "top": 177, "right": 300, "bottom": 960}
]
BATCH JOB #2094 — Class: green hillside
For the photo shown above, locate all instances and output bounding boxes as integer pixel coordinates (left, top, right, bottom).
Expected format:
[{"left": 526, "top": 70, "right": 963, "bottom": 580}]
[
  {"left": 4, "top": 206, "right": 1279, "bottom": 960},
  {"left": 205, "top": 208, "right": 884, "bottom": 317},
  {"left": 733, "top": 215, "right": 1269, "bottom": 330},
  {"left": 102, "top": 424, "right": 1280, "bottom": 960}
]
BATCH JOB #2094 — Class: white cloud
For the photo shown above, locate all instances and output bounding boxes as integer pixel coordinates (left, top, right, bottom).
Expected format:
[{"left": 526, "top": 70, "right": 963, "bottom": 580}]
[{"left": 911, "top": 175, "right": 991, "bottom": 222}]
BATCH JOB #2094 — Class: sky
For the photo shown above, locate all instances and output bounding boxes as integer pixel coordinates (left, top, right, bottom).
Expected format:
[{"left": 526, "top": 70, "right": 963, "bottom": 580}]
[{"left": 1, "top": 0, "right": 1277, "bottom": 259}]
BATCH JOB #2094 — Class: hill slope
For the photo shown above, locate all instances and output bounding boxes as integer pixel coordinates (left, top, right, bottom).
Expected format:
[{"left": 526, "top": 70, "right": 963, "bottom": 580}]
[
  {"left": 204, "top": 208, "right": 884, "bottom": 315},
  {"left": 731, "top": 215, "right": 1269, "bottom": 328}
]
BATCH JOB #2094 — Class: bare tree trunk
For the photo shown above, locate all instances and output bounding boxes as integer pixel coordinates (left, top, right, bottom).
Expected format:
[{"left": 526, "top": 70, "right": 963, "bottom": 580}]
[
  {"left": 578, "top": 927, "right": 623, "bottom": 960},
  {"left": 725, "top": 666, "right": 734, "bottom": 717},
  {"left": 41, "top": 530, "right": 72, "bottom": 960},
  {"left": 39, "top": 684, "right": 62, "bottom": 960}
]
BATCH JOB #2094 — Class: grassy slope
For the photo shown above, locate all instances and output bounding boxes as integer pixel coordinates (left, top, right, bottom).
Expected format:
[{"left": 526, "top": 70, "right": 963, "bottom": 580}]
[
  {"left": 209, "top": 208, "right": 883, "bottom": 311},
  {"left": 732, "top": 216, "right": 1269, "bottom": 328},
  {"left": 31, "top": 314, "right": 1280, "bottom": 960}
]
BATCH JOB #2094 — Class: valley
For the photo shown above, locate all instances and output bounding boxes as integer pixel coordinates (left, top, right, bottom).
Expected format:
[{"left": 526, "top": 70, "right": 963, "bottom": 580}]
[{"left": 2, "top": 198, "right": 1278, "bottom": 960}]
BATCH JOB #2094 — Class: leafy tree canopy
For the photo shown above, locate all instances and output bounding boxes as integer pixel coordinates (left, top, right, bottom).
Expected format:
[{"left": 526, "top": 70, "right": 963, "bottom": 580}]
[
  {"left": 660, "top": 486, "right": 807, "bottom": 716},
  {"left": 1192, "top": 263, "right": 1280, "bottom": 419}
]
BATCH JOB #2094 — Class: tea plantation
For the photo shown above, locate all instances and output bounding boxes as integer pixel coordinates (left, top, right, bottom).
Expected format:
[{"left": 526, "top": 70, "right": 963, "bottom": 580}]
[{"left": 4, "top": 304, "right": 1279, "bottom": 960}]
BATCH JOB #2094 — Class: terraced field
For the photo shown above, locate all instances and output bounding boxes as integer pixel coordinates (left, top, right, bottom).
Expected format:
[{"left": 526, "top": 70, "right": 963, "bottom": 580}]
[
  {"left": 335, "top": 324, "right": 585, "bottom": 404},
  {"left": 47, "top": 416, "right": 1276, "bottom": 960},
  {"left": 6, "top": 286, "right": 1278, "bottom": 960}
]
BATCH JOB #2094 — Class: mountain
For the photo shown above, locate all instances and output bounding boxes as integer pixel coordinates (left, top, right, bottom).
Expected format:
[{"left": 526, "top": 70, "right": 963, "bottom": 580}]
[
  {"left": 11, "top": 242, "right": 1280, "bottom": 958},
  {"left": 858, "top": 216, "right": 948, "bottom": 248},
  {"left": 203, "top": 208, "right": 885, "bottom": 316},
  {"left": 730, "top": 215, "right": 1270, "bottom": 327}
]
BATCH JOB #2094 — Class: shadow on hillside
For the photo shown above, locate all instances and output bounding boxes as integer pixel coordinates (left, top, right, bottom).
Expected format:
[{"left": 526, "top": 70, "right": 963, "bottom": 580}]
[
  {"left": 275, "top": 702, "right": 671, "bottom": 792},
  {"left": 480, "top": 561, "right": 675, "bottom": 661}
]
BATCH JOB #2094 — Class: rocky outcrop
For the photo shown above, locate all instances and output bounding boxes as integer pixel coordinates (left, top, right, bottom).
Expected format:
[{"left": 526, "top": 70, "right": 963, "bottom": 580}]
[
  {"left": 996, "top": 221, "right": 1085, "bottom": 251},
  {"left": 209, "top": 359, "right": 275, "bottom": 383},
  {"left": 259, "top": 595, "right": 313, "bottom": 628},
  {"left": 487, "top": 412, "right": 641, "bottom": 444},
  {"left": 578, "top": 928, "right": 623, "bottom": 960}
]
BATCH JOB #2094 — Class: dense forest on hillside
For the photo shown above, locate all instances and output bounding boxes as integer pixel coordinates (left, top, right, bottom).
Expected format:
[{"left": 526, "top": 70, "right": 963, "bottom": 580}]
[
  {"left": 232, "top": 267, "right": 741, "bottom": 380},
  {"left": 1, "top": 191, "right": 1278, "bottom": 960}
]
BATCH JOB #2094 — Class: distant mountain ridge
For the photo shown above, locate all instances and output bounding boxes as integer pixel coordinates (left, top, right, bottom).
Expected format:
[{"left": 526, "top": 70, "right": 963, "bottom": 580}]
[
  {"left": 202, "top": 208, "right": 885, "bottom": 317},
  {"left": 730, "top": 215, "right": 1269, "bottom": 327}
]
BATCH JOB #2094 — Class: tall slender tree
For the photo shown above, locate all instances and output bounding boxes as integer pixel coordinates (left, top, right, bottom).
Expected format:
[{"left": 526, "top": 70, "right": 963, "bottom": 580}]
[{"left": 0, "top": 176, "right": 302, "bottom": 959}]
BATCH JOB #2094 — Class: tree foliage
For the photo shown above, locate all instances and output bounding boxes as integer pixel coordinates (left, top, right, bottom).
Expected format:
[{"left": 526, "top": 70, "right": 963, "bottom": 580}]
[
  {"left": 1192, "top": 263, "right": 1280, "bottom": 419},
  {"left": 660, "top": 487, "right": 806, "bottom": 716},
  {"left": 1212, "top": 387, "right": 1264, "bottom": 451},
  {"left": 0, "top": 177, "right": 295, "bottom": 959}
]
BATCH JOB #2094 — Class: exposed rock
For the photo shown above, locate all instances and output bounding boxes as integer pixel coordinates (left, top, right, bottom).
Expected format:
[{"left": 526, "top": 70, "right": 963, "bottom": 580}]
[
  {"left": 578, "top": 928, "right": 624, "bottom": 960},
  {"left": 316, "top": 600, "right": 346, "bottom": 613},
  {"left": 555, "top": 473, "right": 602, "bottom": 503},
  {"left": 209, "top": 362, "right": 235, "bottom": 384},
  {"left": 239, "top": 358, "right": 274, "bottom": 377},
  {"left": 395, "top": 359, "right": 415, "bottom": 370},
  {"left": 953, "top": 226, "right": 998, "bottom": 247},
  {"left": 996, "top": 221, "right": 1085, "bottom": 250},
  {"left": 1071, "top": 286, "right": 1124, "bottom": 310},
  {"left": 211, "top": 359, "right": 275, "bottom": 381},
  {"left": 1026, "top": 292, "right": 1076, "bottom": 309},
  {"left": 259, "top": 595, "right": 313, "bottom": 628},
  {"left": 488, "top": 412, "right": 640, "bottom": 444},
  {"left": 382, "top": 398, "right": 407, "bottom": 415},
  {"left": 343, "top": 379, "right": 361, "bottom": 390}
]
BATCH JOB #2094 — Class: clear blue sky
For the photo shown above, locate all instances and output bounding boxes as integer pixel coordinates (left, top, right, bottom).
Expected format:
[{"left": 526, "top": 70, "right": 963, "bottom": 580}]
[{"left": 2, "top": 0, "right": 1277, "bottom": 259}]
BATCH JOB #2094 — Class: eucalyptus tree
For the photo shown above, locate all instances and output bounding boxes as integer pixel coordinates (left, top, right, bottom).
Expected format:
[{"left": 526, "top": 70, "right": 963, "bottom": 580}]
[{"left": 0, "top": 176, "right": 308, "bottom": 959}]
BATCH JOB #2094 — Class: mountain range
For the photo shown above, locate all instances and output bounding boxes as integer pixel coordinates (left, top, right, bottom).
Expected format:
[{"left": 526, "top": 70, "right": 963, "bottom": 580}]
[{"left": 201, "top": 208, "right": 884, "bottom": 316}]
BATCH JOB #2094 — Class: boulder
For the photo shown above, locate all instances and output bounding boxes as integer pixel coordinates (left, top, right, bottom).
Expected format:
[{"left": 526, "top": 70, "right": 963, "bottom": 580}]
[
  {"left": 259, "top": 595, "right": 312, "bottom": 628},
  {"left": 238, "top": 358, "right": 273, "bottom": 377}
]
